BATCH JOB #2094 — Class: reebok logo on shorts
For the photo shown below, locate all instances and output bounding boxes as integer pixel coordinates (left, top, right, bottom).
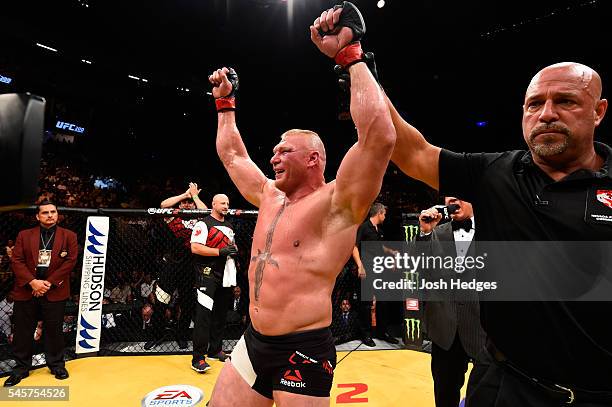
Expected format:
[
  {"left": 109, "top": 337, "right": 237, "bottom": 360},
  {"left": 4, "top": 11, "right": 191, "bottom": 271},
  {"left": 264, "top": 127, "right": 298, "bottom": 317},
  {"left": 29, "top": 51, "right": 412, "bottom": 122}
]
[{"left": 280, "top": 369, "right": 306, "bottom": 388}]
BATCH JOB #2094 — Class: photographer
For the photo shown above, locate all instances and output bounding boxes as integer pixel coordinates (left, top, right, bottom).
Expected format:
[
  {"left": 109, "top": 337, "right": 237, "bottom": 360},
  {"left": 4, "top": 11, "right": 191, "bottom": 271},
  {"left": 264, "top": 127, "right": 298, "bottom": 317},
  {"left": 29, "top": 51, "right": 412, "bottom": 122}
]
[{"left": 416, "top": 197, "right": 486, "bottom": 407}]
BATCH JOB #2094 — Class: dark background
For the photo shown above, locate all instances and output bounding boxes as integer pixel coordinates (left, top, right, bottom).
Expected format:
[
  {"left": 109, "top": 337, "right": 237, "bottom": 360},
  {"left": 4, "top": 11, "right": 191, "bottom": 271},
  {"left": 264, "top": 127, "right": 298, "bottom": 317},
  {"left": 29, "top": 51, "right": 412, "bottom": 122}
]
[{"left": 1, "top": 0, "right": 610, "bottom": 215}]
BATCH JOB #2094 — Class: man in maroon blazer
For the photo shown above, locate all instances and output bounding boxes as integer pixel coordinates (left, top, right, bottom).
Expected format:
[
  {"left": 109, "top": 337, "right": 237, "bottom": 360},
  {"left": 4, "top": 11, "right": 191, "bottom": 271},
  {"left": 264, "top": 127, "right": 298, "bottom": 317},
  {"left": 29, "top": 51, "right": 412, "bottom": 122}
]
[{"left": 4, "top": 201, "right": 78, "bottom": 387}]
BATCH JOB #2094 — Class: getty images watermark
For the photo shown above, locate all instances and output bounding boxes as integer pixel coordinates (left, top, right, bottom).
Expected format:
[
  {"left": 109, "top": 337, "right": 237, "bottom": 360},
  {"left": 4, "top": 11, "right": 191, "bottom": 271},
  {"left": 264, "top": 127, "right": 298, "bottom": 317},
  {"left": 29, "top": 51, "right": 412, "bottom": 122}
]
[
  {"left": 371, "top": 250, "right": 497, "bottom": 292},
  {"left": 360, "top": 241, "right": 612, "bottom": 302}
]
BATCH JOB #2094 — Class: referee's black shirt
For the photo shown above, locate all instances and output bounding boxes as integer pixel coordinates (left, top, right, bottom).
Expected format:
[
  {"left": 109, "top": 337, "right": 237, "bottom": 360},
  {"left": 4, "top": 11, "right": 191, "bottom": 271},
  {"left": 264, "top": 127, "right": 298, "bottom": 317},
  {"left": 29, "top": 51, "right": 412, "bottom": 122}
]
[{"left": 439, "top": 141, "right": 612, "bottom": 390}]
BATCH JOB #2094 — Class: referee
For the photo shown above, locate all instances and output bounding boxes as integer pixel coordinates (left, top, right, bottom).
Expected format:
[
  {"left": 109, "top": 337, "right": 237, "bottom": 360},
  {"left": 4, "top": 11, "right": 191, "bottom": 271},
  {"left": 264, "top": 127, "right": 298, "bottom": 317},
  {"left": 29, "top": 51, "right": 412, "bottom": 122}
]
[{"left": 388, "top": 62, "right": 612, "bottom": 405}]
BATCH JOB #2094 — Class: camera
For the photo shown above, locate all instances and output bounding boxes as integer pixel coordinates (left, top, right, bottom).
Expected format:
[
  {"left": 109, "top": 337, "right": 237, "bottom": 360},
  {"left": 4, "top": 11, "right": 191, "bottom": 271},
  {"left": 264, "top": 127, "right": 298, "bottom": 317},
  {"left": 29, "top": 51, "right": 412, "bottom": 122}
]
[{"left": 422, "top": 204, "right": 460, "bottom": 223}]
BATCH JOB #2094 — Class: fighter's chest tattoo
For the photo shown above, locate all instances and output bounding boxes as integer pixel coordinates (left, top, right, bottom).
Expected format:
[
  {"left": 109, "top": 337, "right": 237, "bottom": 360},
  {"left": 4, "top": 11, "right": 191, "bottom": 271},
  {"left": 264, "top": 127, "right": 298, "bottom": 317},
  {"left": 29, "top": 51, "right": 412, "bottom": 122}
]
[{"left": 251, "top": 200, "right": 286, "bottom": 301}]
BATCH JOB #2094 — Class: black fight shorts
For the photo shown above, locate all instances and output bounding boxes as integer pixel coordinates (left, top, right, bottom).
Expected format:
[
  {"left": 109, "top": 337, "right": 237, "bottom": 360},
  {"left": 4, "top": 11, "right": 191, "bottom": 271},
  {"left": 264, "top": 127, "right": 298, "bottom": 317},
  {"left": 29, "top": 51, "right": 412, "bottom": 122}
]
[{"left": 231, "top": 324, "right": 336, "bottom": 398}]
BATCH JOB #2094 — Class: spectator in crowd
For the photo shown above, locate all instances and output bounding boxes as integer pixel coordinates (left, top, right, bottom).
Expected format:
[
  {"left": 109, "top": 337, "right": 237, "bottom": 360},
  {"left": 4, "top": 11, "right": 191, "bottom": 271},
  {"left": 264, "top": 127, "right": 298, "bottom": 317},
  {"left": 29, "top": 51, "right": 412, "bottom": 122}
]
[
  {"left": 0, "top": 253, "right": 10, "bottom": 274},
  {"left": 101, "top": 297, "right": 117, "bottom": 330},
  {"left": 4, "top": 201, "right": 78, "bottom": 387},
  {"left": 145, "top": 259, "right": 183, "bottom": 350},
  {"left": 129, "top": 270, "right": 145, "bottom": 299},
  {"left": 144, "top": 286, "right": 183, "bottom": 350},
  {"left": 160, "top": 182, "right": 207, "bottom": 212},
  {"left": 5, "top": 240, "right": 14, "bottom": 259},
  {"left": 142, "top": 303, "right": 154, "bottom": 332},
  {"left": 331, "top": 298, "right": 359, "bottom": 345},
  {"left": 140, "top": 274, "right": 154, "bottom": 303},
  {"left": 62, "top": 315, "right": 76, "bottom": 334},
  {"left": 109, "top": 278, "right": 133, "bottom": 304},
  {"left": 37, "top": 145, "right": 126, "bottom": 209},
  {"left": 225, "top": 285, "right": 248, "bottom": 329}
]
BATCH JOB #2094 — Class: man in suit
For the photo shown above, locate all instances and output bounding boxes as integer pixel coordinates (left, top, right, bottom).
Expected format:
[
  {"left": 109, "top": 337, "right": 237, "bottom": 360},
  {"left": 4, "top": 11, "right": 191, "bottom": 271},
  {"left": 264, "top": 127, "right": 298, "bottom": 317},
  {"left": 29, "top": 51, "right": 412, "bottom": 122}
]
[
  {"left": 226, "top": 286, "right": 248, "bottom": 327},
  {"left": 416, "top": 197, "right": 487, "bottom": 407},
  {"left": 4, "top": 200, "right": 78, "bottom": 387},
  {"left": 225, "top": 285, "right": 249, "bottom": 340},
  {"left": 331, "top": 298, "right": 359, "bottom": 345}
]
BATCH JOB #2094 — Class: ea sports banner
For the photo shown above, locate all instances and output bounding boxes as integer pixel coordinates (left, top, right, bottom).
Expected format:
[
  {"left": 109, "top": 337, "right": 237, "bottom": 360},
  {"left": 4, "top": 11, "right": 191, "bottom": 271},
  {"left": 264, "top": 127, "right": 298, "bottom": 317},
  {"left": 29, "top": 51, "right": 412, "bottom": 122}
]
[{"left": 76, "top": 217, "right": 110, "bottom": 353}]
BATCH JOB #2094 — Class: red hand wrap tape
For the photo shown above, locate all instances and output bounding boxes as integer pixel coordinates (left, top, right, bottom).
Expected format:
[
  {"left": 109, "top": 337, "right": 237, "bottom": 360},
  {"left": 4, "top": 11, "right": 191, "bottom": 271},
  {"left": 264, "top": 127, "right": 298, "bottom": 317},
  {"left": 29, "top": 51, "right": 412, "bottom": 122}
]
[
  {"left": 334, "top": 42, "right": 364, "bottom": 68},
  {"left": 215, "top": 97, "right": 236, "bottom": 112}
]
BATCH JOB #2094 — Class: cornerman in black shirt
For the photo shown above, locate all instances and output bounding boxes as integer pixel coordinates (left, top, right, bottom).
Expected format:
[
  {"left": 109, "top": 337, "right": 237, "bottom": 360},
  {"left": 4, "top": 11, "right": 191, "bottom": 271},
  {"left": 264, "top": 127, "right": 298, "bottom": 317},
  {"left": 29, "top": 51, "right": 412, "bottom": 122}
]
[
  {"left": 353, "top": 203, "right": 400, "bottom": 346},
  {"left": 387, "top": 62, "right": 612, "bottom": 405},
  {"left": 190, "top": 194, "right": 238, "bottom": 373}
]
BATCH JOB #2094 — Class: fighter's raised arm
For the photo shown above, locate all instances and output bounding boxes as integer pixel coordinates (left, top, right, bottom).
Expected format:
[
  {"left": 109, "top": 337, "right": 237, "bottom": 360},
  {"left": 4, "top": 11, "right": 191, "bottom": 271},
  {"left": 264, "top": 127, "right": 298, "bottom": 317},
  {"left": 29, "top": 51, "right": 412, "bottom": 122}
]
[
  {"left": 310, "top": 4, "right": 396, "bottom": 223},
  {"left": 210, "top": 67, "right": 269, "bottom": 208}
]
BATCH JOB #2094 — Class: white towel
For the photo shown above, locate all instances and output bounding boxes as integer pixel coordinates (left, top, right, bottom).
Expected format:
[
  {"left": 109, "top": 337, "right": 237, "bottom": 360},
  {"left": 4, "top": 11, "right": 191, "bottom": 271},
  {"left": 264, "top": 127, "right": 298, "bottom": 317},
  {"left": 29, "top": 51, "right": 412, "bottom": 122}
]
[
  {"left": 223, "top": 256, "right": 237, "bottom": 287},
  {"left": 197, "top": 289, "right": 214, "bottom": 311}
]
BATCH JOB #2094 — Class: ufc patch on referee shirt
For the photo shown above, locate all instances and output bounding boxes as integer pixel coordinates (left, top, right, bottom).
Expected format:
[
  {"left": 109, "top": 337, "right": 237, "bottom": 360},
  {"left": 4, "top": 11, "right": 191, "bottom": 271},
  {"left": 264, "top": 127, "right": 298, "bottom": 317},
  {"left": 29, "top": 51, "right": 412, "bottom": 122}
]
[{"left": 585, "top": 187, "right": 612, "bottom": 225}]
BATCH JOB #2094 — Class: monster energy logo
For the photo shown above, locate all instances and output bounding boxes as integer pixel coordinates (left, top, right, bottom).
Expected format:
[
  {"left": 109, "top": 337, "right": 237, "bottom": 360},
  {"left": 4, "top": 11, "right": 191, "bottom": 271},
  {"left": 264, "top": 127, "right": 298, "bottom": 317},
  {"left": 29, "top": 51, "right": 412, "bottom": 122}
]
[
  {"left": 405, "top": 318, "right": 421, "bottom": 341},
  {"left": 403, "top": 271, "right": 420, "bottom": 292},
  {"left": 403, "top": 225, "right": 419, "bottom": 242}
]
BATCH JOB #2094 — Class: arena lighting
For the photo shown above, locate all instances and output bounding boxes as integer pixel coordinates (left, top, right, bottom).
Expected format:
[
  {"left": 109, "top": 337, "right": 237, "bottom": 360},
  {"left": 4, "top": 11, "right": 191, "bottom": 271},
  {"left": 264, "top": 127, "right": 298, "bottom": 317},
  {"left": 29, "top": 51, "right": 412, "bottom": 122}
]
[
  {"left": 0, "top": 74, "right": 12, "bottom": 84},
  {"left": 128, "top": 74, "right": 149, "bottom": 83},
  {"left": 36, "top": 42, "right": 58, "bottom": 52},
  {"left": 81, "top": 59, "right": 92, "bottom": 64},
  {"left": 377, "top": 0, "right": 385, "bottom": 8}
]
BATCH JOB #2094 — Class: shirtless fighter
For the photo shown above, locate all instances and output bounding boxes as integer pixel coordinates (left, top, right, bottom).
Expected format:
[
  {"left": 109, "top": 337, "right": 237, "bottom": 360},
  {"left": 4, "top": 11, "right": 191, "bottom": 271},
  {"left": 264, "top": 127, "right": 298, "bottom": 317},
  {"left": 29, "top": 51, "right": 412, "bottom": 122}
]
[{"left": 206, "top": 3, "right": 395, "bottom": 406}]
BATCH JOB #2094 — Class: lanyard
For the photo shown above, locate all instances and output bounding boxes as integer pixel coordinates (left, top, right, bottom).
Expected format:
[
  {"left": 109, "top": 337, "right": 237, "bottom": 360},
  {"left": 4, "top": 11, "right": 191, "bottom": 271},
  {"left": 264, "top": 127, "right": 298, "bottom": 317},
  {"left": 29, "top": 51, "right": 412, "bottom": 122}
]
[{"left": 41, "top": 231, "right": 55, "bottom": 250}]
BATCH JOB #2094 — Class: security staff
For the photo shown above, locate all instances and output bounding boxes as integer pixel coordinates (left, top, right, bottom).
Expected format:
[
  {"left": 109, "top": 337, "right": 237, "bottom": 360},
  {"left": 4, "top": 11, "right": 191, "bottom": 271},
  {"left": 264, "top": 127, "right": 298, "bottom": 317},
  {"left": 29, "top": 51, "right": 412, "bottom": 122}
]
[{"left": 4, "top": 201, "right": 78, "bottom": 387}]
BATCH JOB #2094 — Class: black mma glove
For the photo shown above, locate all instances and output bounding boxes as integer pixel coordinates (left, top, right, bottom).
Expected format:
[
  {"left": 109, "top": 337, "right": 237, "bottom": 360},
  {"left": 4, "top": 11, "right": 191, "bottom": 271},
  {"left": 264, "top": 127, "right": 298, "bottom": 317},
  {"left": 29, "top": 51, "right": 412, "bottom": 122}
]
[
  {"left": 319, "top": 1, "right": 366, "bottom": 42},
  {"left": 332, "top": 2, "right": 367, "bottom": 69},
  {"left": 215, "top": 68, "right": 240, "bottom": 112},
  {"left": 219, "top": 245, "right": 238, "bottom": 257}
]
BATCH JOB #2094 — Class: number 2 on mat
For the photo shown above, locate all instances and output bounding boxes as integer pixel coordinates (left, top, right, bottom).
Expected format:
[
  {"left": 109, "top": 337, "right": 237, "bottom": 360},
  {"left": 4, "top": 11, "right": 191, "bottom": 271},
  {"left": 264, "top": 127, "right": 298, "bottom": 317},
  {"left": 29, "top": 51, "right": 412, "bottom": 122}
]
[{"left": 336, "top": 383, "right": 368, "bottom": 403}]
